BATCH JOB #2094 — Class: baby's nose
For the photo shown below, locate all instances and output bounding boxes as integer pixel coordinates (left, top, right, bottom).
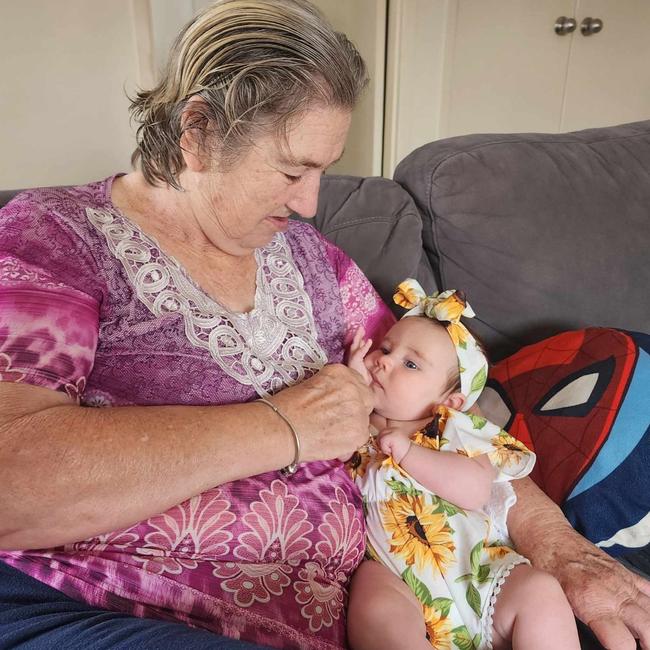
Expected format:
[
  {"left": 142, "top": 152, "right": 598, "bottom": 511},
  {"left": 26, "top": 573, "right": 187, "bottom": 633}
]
[{"left": 377, "top": 355, "right": 392, "bottom": 370}]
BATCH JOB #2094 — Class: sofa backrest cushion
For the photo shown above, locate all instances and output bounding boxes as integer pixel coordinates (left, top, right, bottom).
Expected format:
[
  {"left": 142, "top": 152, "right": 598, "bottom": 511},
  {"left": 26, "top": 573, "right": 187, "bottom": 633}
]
[
  {"left": 394, "top": 120, "right": 650, "bottom": 360},
  {"left": 293, "top": 175, "right": 436, "bottom": 316},
  {"left": 0, "top": 190, "right": 21, "bottom": 208}
]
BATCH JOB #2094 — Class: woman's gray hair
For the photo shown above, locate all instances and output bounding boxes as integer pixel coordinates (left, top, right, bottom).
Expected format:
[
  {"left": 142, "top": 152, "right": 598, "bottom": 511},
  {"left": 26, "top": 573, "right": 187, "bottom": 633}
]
[{"left": 130, "top": 0, "right": 368, "bottom": 188}]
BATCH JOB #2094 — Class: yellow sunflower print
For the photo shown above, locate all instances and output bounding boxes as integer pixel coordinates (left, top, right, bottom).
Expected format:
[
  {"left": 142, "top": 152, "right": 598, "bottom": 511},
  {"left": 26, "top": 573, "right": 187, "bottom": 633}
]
[
  {"left": 412, "top": 407, "right": 451, "bottom": 451},
  {"left": 443, "top": 321, "right": 470, "bottom": 348},
  {"left": 489, "top": 431, "right": 531, "bottom": 468},
  {"left": 484, "top": 540, "right": 513, "bottom": 561},
  {"left": 423, "top": 605, "right": 453, "bottom": 649},
  {"left": 393, "top": 280, "right": 423, "bottom": 310},
  {"left": 429, "top": 291, "right": 467, "bottom": 323},
  {"left": 382, "top": 494, "right": 455, "bottom": 573}
]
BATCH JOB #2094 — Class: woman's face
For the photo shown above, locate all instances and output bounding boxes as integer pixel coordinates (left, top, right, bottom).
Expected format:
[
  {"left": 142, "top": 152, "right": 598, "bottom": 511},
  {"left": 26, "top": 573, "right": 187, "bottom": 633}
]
[{"left": 190, "top": 105, "right": 352, "bottom": 256}]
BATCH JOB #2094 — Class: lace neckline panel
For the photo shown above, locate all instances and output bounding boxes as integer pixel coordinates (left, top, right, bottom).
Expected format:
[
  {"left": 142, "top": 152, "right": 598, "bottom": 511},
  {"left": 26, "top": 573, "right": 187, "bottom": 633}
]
[{"left": 86, "top": 207, "right": 328, "bottom": 397}]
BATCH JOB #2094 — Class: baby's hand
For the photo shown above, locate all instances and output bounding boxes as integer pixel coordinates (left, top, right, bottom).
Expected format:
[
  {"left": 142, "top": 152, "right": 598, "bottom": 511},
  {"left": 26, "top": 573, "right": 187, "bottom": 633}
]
[
  {"left": 378, "top": 427, "right": 412, "bottom": 464},
  {"left": 347, "top": 327, "right": 372, "bottom": 385}
]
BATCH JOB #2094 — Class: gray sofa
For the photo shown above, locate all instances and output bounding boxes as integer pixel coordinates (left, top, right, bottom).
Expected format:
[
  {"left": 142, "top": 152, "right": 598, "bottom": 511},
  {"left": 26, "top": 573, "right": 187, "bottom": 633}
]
[
  {"left": 309, "top": 120, "right": 650, "bottom": 362},
  {"left": 304, "top": 120, "right": 650, "bottom": 650},
  {"left": 2, "top": 120, "right": 649, "bottom": 649},
  {"left": 3, "top": 120, "right": 649, "bottom": 352}
]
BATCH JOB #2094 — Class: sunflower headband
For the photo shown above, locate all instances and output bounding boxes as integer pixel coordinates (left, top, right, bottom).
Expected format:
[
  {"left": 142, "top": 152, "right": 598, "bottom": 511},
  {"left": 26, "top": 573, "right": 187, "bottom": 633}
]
[{"left": 393, "top": 279, "right": 488, "bottom": 410}]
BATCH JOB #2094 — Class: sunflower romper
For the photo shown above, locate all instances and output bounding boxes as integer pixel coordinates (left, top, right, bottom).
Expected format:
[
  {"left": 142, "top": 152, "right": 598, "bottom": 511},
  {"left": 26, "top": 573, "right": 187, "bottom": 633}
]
[{"left": 350, "top": 406, "right": 535, "bottom": 650}]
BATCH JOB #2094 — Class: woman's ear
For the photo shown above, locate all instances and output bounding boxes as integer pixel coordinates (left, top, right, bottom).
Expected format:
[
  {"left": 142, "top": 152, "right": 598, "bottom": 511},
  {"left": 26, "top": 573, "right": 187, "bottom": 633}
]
[
  {"left": 179, "top": 96, "right": 211, "bottom": 172},
  {"left": 442, "top": 392, "right": 466, "bottom": 412}
]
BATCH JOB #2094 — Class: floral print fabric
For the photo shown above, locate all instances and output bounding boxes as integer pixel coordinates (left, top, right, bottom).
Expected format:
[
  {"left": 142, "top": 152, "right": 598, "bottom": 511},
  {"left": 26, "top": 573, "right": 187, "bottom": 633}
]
[
  {"left": 0, "top": 178, "right": 395, "bottom": 650},
  {"left": 351, "top": 407, "right": 535, "bottom": 649}
]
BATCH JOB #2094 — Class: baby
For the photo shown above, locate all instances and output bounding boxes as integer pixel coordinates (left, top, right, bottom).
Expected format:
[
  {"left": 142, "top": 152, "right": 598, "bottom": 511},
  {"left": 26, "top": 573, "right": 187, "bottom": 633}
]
[{"left": 345, "top": 280, "right": 579, "bottom": 650}]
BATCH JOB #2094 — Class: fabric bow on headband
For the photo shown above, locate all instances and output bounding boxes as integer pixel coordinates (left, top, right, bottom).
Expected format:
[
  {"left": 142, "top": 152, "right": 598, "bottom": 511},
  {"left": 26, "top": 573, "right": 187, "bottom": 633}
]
[{"left": 393, "top": 279, "right": 488, "bottom": 410}]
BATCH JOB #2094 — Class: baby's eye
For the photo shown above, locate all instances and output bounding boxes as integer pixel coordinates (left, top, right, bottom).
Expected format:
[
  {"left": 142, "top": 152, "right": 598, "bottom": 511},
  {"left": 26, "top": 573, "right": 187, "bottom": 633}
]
[
  {"left": 404, "top": 360, "right": 418, "bottom": 370},
  {"left": 380, "top": 346, "right": 390, "bottom": 355}
]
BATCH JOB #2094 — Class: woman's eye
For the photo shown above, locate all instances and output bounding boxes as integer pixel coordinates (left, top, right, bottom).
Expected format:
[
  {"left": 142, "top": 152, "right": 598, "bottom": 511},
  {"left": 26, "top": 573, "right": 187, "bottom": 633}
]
[
  {"left": 284, "top": 173, "right": 302, "bottom": 183},
  {"left": 404, "top": 360, "right": 418, "bottom": 370}
]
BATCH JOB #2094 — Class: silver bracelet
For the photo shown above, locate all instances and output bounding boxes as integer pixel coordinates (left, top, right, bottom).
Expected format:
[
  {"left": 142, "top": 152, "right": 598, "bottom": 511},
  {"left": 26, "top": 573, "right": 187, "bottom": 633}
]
[{"left": 257, "top": 398, "right": 301, "bottom": 476}]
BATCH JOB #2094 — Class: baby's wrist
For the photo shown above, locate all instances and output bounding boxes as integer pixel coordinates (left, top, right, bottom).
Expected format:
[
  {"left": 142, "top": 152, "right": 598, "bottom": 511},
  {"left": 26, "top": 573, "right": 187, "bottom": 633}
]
[{"left": 394, "top": 439, "right": 412, "bottom": 464}]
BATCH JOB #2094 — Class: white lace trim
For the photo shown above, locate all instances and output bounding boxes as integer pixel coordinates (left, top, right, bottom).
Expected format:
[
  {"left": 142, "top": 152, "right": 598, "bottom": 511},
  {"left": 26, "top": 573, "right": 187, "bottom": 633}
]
[
  {"left": 86, "top": 207, "right": 328, "bottom": 397},
  {"left": 481, "top": 556, "right": 530, "bottom": 650},
  {"left": 482, "top": 481, "right": 517, "bottom": 543}
]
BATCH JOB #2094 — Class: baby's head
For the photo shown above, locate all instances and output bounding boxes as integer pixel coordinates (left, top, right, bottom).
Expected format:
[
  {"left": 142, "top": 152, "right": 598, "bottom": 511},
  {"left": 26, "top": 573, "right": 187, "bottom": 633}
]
[{"left": 365, "top": 282, "right": 487, "bottom": 421}]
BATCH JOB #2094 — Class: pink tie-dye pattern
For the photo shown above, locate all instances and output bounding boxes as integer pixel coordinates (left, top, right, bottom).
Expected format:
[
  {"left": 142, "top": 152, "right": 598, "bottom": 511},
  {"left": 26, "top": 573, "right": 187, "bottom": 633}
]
[
  {"left": 0, "top": 254, "right": 99, "bottom": 397},
  {"left": 0, "top": 180, "right": 394, "bottom": 649},
  {"left": 213, "top": 480, "right": 313, "bottom": 607}
]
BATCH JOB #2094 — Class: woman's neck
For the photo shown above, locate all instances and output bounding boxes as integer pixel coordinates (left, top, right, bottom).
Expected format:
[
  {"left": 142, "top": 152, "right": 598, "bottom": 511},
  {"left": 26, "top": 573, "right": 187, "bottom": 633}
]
[
  {"left": 110, "top": 171, "right": 259, "bottom": 313},
  {"left": 111, "top": 172, "right": 207, "bottom": 248}
]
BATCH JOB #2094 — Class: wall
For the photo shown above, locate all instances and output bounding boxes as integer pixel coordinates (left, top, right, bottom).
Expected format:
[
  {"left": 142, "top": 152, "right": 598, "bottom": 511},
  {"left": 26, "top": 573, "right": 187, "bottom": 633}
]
[
  {"left": 0, "top": 0, "right": 152, "bottom": 188},
  {"left": 0, "top": 0, "right": 386, "bottom": 188}
]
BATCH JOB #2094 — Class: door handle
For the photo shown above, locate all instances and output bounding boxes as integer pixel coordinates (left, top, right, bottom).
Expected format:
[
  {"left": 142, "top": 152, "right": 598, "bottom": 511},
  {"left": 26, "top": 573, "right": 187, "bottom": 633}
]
[
  {"left": 554, "top": 16, "right": 577, "bottom": 35},
  {"left": 580, "top": 17, "right": 604, "bottom": 36}
]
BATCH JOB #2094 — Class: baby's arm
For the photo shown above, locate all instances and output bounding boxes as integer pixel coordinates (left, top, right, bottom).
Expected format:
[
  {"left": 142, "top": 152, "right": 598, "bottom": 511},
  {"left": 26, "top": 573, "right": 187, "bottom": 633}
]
[
  {"left": 379, "top": 427, "right": 496, "bottom": 510},
  {"left": 347, "top": 327, "right": 372, "bottom": 384}
]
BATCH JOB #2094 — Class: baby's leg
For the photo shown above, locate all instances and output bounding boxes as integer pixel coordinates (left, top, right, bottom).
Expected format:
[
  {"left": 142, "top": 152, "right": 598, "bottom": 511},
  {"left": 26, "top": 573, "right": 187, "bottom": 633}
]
[
  {"left": 491, "top": 563, "right": 580, "bottom": 650},
  {"left": 347, "top": 560, "right": 431, "bottom": 650}
]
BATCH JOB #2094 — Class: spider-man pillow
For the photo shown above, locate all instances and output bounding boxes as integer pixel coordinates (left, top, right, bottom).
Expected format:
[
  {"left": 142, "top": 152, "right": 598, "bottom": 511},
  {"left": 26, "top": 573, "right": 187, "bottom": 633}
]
[{"left": 477, "top": 328, "right": 650, "bottom": 559}]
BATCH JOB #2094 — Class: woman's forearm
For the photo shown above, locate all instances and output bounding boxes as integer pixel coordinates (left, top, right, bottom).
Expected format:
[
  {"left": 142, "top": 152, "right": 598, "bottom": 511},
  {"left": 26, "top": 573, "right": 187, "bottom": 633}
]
[
  {"left": 0, "top": 383, "right": 296, "bottom": 550},
  {"left": 507, "top": 477, "right": 575, "bottom": 569},
  {"left": 509, "top": 476, "right": 650, "bottom": 650}
]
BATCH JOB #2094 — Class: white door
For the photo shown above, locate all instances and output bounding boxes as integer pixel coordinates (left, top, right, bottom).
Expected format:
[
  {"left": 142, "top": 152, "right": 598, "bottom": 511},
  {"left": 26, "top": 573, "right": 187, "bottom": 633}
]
[
  {"left": 383, "top": 0, "right": 577, "bottom": 175},
  {"left": 442, "top": 0, "right": 576, "bottom": 137},
  {"left": 561, "top": 0, "right": 650, "bottom": 131}
]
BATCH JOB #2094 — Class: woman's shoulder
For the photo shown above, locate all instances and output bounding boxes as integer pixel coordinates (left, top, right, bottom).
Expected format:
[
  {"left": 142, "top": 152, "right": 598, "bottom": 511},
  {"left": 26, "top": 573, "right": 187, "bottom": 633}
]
[
  {"left": 284, "top": 219, "right": 351, "bottom": 270},
  {"left": 1, "top": 177, "right": 116, "bottom": 298},
  {"left": 285, "top": 218, "right": 326, "bottom": 245},
  {"left": 2, "top": 177, "right": 112, "bottom": 227}
]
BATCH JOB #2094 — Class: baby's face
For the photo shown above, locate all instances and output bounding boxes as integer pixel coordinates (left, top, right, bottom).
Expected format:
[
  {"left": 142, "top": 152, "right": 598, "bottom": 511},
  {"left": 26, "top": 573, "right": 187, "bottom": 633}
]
[{"left": 364, "top": 317, "right": 458, "bottom": 420}]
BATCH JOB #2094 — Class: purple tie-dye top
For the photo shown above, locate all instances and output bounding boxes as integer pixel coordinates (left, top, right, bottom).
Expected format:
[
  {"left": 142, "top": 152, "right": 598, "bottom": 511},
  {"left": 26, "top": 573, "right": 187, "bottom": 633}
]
[{"left": 0, "top": 176, "right": 395, "bottom": 649}]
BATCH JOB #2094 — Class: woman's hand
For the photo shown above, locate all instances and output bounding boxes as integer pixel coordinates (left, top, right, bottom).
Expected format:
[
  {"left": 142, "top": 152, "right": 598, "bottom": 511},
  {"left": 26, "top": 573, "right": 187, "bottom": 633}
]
[
  {"left": 558, "top": 541, "right": 650, "bottom": 650},
  {"left": 509, "top": 477, "right": 650, "bottom": 650},
  {"left": 272, "top": 363, "right": 374, "bottom": 463}
]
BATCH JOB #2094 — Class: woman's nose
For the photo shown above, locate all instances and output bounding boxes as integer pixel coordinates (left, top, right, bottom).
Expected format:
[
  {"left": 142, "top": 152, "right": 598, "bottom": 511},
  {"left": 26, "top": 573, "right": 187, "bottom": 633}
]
[{"left": 286, "top": 171, "right": 321, "bottom": 219}]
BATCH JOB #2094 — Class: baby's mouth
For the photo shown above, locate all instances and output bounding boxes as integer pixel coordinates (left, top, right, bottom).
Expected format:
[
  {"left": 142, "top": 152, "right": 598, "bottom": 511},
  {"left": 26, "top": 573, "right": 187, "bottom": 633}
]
[{"left": 369, "top": 372, "right": 383, "bottom": 390}]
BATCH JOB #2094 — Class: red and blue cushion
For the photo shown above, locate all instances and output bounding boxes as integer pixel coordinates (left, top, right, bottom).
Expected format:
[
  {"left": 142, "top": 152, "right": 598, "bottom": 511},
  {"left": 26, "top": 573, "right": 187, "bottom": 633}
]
[{"left": 481, "top": 328, "right": 650, "bottom": 559}]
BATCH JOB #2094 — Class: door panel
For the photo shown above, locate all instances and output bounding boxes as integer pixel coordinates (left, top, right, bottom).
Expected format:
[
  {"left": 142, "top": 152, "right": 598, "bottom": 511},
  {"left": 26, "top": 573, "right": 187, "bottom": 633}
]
[
  {"left": 444, "top": 0, "right": 575, "bottom": 137},
  {"left": 561, "top": 0, "right": 650, "bottom": 131}
]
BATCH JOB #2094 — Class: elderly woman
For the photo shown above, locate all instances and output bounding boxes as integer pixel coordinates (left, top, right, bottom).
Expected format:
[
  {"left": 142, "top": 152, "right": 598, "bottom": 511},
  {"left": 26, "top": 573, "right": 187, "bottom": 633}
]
[{"left": 0, "top": 1, "right": 648, "bottom": 649}]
